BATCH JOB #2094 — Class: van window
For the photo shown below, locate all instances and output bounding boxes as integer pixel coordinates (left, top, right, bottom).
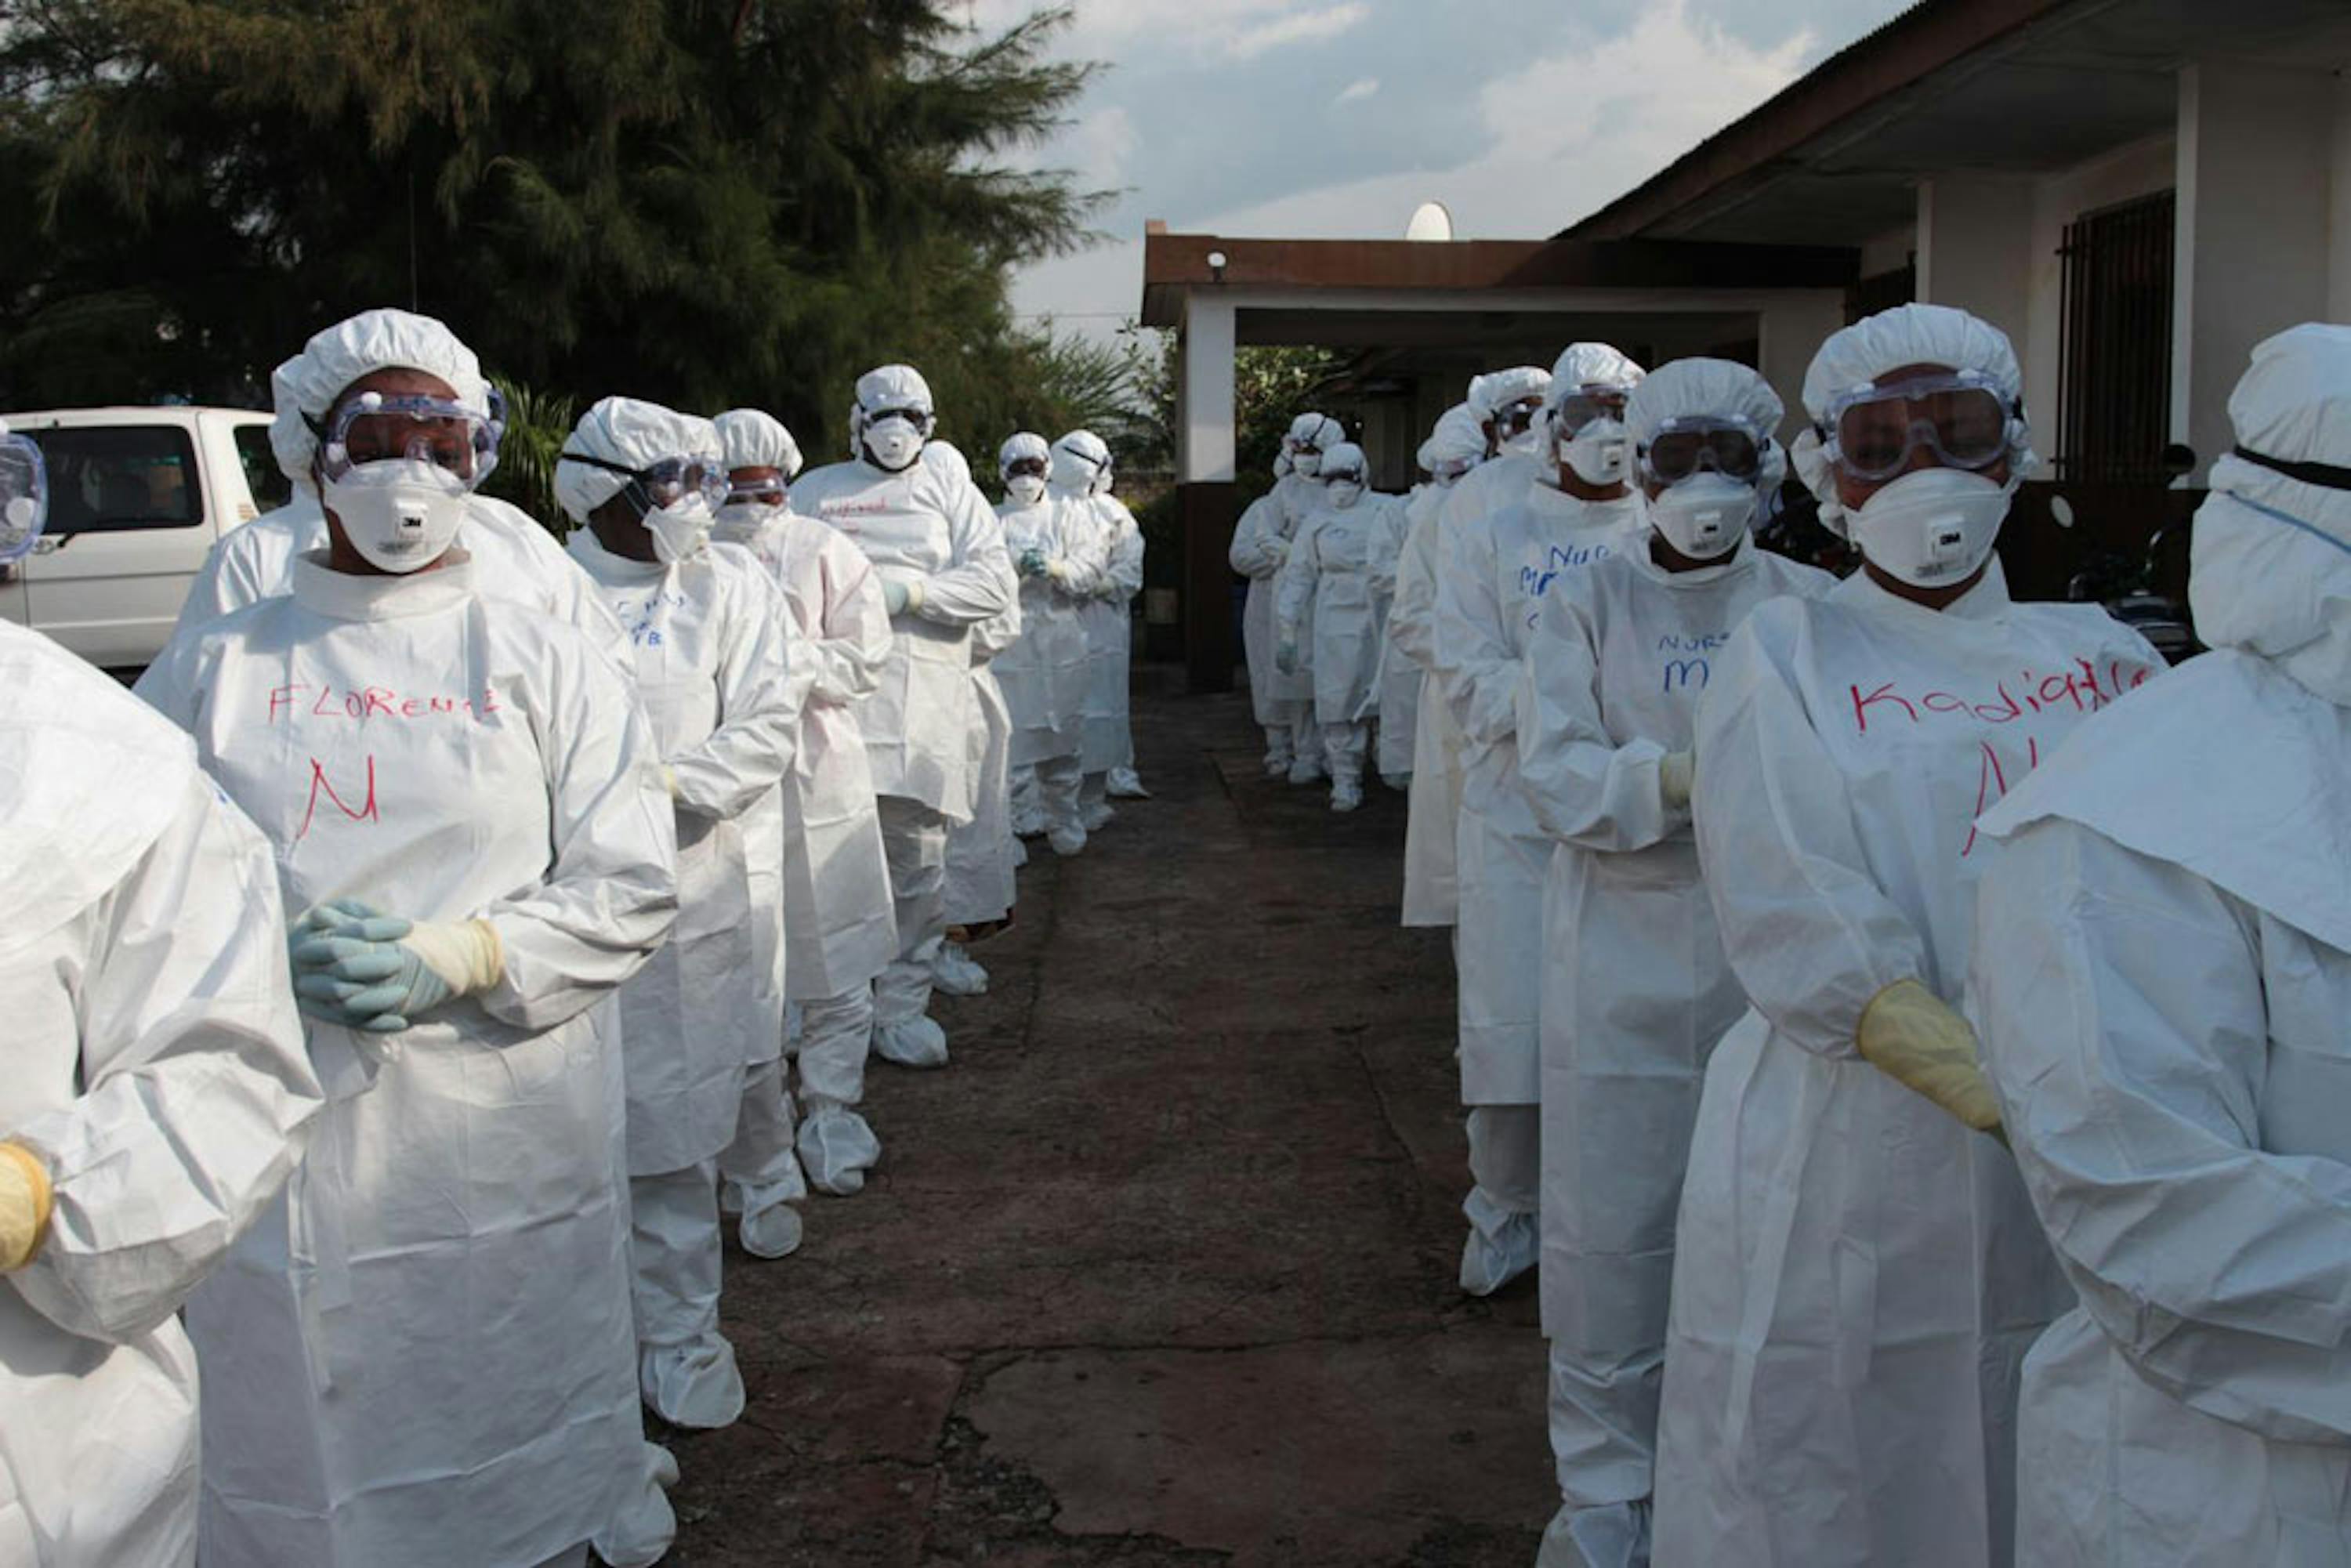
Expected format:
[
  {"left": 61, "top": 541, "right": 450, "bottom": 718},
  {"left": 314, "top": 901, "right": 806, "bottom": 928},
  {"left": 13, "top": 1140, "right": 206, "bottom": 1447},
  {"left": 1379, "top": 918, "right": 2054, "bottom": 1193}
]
[
  {"left": 234, "top": 422, "right": 294, "bottom": 512},
  {"left": 25, "top": 425, "right": 205, "bottom": 536}
]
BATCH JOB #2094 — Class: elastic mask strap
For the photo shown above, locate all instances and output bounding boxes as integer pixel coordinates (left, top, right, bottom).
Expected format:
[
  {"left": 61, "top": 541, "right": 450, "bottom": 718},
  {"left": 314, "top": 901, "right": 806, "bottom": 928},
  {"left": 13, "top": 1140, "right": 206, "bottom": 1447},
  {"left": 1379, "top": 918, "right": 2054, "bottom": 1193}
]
[
  {"left": 2226, "top": 489, "right": 2351, "bottom": 559},
  {"left": 2236, "top": 444, "right": 2351, "bottom": 492}
]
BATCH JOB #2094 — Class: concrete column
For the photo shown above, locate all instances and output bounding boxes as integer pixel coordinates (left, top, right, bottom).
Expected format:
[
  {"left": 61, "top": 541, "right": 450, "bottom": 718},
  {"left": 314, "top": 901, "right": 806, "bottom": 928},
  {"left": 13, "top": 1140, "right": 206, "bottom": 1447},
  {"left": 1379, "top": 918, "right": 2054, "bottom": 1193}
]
[
  {"left": 1176, "top": 292, "right": 1240, "bottom": 692},
  {"left": 2175, "top": 59, "right": 2337, "bottom": 476},
  {"left": 1178, "top": 293, "right": 1237, "bottom": 483},
  {"left": 1756, "top": 291, "right": 1848, "bottom": 443}
]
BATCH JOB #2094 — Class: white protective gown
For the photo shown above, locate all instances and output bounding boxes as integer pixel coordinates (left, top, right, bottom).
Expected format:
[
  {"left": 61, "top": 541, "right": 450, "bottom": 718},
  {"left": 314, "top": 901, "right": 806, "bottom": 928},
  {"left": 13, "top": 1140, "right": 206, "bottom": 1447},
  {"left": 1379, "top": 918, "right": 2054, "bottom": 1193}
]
[
  {"left": 944, "top": 593, "right": 1021, "bottom": 925},
  {"left": 1651, "top": 559, "right": 2162, "bottom": 1568},
  {"left": 1277, "top": 490, "right": 1404, "bottom": 726},
  {"left": 1969, "top": 454, "right": 2351, "bottom": 1567},
  {"left": 566, "top": 532, "right": 799, "bottom": 1176},
  {"left": 173, "top": 492, "right": 626, "bottom": 662},
  {"left": 712, "top": 508, "right": 898, "bottom": 999},
  {"left": 1516, "top": 538, "right": 1833, "bottom": 1525},
  {"left": 787, "top": 455, "right": 1019, "bottom": 820},
  {"left": 995, "top": 493, "right": 1103, "bottom": 765},
  {"left": 1230, "top": 479, "right": 1318, "bottom": 726},
  {"left": 1390, "top": 481, "right": 1466, "bottom": 926},
  {"left": 136, "top": 553, "right": 679, "bottom": 1568},
  {"left": 1433, "top": 480, "right": 1641, "bottom": 1106},
  {"left": 1080, "top": 492, "right": 1144, "bottom": 774},
  {"left": 2, "top": 620, "right": 319, "bottom": 1568},
  {"left": 1370, "top": 491, "right": 1419, "bottom": 780}
]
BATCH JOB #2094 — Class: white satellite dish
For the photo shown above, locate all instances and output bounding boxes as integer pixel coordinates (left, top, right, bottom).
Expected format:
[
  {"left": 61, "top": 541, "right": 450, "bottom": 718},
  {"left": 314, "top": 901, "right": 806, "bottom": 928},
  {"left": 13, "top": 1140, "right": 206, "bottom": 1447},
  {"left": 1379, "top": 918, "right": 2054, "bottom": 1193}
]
[{"left": 1404, "top": 201, "right": 1454, "bottom": 242}]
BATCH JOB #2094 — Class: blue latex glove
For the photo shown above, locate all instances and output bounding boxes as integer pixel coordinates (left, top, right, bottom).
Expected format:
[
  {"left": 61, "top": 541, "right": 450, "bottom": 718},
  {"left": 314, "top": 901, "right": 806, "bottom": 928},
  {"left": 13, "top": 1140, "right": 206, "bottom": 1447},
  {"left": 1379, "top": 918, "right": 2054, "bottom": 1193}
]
[
  {"left": 1274, "top": 639, "right": 1299, "bottom": 675},
  {"left": 308, "top": 916, "right": 506, "bottom": 1034},
  {"left": 1016, "top": 547, "right": 1048, "bottom": 578},
  {"left": 288, "top": 901, "right": 415, "bottom": 1031},
  {"left": 882, "top": 579, "right": 911, "bottom": 615}
]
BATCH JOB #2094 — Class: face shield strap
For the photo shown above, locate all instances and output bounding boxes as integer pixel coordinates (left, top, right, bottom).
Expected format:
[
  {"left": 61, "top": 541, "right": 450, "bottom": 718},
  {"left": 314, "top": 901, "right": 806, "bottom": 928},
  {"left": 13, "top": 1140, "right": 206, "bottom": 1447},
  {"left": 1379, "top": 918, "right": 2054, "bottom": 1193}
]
[{"left": 2234, "top": 444, "right": 2351, "bottom": 493}]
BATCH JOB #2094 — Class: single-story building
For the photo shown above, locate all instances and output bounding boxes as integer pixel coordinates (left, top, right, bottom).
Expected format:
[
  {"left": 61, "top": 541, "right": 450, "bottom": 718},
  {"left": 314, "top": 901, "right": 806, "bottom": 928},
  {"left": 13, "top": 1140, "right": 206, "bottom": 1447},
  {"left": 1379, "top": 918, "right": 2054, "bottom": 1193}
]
[{"left": 1144, "top": 0, "right": 2351, "bottom": 689}]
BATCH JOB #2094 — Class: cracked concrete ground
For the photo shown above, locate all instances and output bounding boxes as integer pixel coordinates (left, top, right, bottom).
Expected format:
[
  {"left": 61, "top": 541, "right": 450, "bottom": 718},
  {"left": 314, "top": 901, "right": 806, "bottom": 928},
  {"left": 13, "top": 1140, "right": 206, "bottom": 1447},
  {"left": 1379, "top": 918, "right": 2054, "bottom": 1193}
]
[{"left": 654, "top": 670, "right": 1553, "bottom": 1566}]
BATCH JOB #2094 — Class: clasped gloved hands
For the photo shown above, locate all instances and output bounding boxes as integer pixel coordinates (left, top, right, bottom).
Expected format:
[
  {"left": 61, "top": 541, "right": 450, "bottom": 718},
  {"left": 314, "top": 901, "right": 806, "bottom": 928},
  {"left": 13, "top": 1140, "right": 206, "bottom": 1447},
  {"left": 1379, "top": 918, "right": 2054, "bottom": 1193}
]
[
  {"left": 288, "top": 899, "right": 505, "bottom": 1034},
  {"left": 1856, "top": 979, "right": 2008, "bottom": 1143},
  {"left": 1275, "top": 638, "right": 1301, "bottom": 675},
  {"left": 1016, "top": 548, "right": 1049, "bottom": 579},
  {"left": 0, "top": 1142, "right": 53, "bottom": 1272},
  {"left": 1660, "top": 749, "right": 1696, "bottom": 810}
]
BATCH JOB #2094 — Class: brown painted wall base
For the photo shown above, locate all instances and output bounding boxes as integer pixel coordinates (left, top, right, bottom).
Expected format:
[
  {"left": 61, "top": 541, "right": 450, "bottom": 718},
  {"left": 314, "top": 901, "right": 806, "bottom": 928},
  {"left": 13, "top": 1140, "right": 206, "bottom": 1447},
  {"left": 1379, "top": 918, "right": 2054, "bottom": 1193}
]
[{"left": 1178, "top": 480, "right": 1239, "bottom": 693}]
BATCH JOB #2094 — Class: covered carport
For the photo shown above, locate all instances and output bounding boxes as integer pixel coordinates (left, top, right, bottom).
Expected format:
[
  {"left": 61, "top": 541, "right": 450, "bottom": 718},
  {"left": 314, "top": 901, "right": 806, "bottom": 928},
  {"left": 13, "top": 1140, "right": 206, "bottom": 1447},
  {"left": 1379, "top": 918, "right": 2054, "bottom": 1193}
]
[{"left": 1138, "top": 228, "right": 1856, "bottom": 691}]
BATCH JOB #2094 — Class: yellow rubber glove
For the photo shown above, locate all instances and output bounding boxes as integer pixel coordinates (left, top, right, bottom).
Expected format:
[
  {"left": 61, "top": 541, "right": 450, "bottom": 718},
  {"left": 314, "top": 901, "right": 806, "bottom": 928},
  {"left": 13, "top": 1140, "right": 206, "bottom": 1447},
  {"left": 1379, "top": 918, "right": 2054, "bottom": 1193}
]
[
  {"left": 1857, "top": 979, "right": 2007, "bottom": 1139},
  {"left": 0, "top": 1142, "right": 55, "bottom": 1272},
  {"left": 1660, "top": 750, "right": 1696, "bottom": 811}
]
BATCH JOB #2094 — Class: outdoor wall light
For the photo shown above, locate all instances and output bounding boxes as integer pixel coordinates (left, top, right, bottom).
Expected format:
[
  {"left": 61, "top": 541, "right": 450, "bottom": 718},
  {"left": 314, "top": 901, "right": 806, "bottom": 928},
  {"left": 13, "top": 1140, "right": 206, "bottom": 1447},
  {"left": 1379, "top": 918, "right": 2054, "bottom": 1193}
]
[{"left": 1207, "top": 250, "right": 1228, "bottom": 280}]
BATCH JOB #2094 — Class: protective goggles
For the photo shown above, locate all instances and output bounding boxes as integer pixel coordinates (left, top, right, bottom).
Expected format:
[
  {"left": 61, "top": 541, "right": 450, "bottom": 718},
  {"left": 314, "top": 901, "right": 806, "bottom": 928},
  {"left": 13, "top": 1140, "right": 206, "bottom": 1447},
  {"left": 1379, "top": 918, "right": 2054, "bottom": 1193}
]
[
  {"left": 1324, "top": 464, "right": 1367, "bottom": 485},
  {"left": 724, "top": 469, "right": 789, "bottom": 507},
  {"left": 563, "top": 451, "right": 730, "bottom": 512},
  {"left": 1819, "top": 369, "right": 2017, "bottom": 483},
  {"left": 1001, "top": 456, "right": 1049, "bottom": 480},
  {"left": 861, "top": 405, "right": 934, "bottom": 433},
  {"left": 1551, "top": 386, "right": 1634, "bottom": 436},
  {"left": 0, "top": 431, "right": 49, "bottom": 564},
  {"left": 1492, "top": 397, "right": 1543, "bottom": 438},
  {"left": 313, "top": 392, "right": 499, "bottom": 487},
  {"left": 1640, "top": 415, "right": 1766, "bottom": 485}
]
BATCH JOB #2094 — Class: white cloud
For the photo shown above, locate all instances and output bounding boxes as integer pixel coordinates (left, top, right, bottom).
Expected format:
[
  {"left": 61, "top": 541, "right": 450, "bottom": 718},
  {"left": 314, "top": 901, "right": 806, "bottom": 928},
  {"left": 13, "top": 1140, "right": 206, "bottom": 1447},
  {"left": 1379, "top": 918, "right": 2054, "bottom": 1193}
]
[
  {"left": 1334, "top": 76, "right": 1380, "bottom": 106},
  {"left": 1012, "top": 0, "right": 1834, "bottom": 339},
  {"left": 1061, "top": 106, "right": 1138, "bottom": 190},
  {"left": 1224, "top": 2, "right": 1369, "bottom": 60}
]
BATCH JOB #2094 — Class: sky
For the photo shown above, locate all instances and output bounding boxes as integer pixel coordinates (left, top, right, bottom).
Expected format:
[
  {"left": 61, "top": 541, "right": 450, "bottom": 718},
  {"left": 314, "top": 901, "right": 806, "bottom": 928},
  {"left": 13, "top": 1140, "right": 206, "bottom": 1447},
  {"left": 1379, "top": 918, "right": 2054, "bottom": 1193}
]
[{"left": 958, "top": 0, "right": 1918, "bottom": 339}]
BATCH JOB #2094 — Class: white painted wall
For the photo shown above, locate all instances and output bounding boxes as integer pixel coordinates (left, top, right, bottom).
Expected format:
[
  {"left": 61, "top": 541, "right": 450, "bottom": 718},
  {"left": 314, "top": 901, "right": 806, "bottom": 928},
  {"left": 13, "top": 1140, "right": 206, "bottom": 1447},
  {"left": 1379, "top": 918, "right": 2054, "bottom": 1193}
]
[{"left": 2175, "top": 58, "right": 2338, "bottom": 477}]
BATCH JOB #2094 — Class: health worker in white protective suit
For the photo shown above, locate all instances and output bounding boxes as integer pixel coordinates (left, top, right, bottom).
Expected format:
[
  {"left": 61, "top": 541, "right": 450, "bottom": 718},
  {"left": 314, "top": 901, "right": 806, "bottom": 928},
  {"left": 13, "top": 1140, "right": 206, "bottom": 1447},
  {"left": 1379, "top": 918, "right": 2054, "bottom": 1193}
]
[
  {"left": 1090, "top": 451, "right": 1150, "bottom": 801},
  {"left": 1230, "top": 414, "right": 1344, "bottom": 781},
  {"left": 135, "top": 310, "right": 685, "bottom": 1568},
  {"left": 1051, "top": 430, "right": 1144, "bottom": 827},
  {"left": 1432, "top": 344, "right": 1646, "bottom": 1298},
  {"left": 1, "top": 434, "right": 320, "bottom": 1568},
  {"left": 1389, "top": 402, "right": 1487, "bottom": 928},
  {"left": 1649, "top": 304, "right": 2164, "bottom": 1568},
  {"left": 1515, "top": 360, "right": 1835, "bottom": 1568},
  {"left": 169, "top": 309, "right": 625, "bottom": 661},
  {"left": 929, "top": 438, "right": 1021, "bottom": 998},
  {"left": 998, "top": 431, "right": 1106, "bottom": 857},
  {"left": 790, "top": 365, "right": 1018, "bottom": 1070},
  {"left": 560, "top": 399, "right": 800, "bottom": 1432},
  {"left": 1273, "top": 440, "right": 1404, "bottom": 811},
  {"left": 711, "top": 408, "right": 899, "bottom": 1202},
  {"left": 1431, "top": 360, "right": 1559, "bottom": 549},
  {"left": 1969, "top": 323, "right": 2351, "bottom": 1568}
]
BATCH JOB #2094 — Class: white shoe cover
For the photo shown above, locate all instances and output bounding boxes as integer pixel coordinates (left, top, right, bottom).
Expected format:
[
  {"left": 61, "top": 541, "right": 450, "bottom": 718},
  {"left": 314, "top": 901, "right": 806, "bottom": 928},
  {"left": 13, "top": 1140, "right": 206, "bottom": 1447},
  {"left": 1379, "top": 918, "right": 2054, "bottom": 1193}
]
[
  {"left": 737, "top": 1195, "right": 805, "bottom": 1258},
  {"left": 640, "top": 1334, "right": 746, "bottom": 1429},
  {"left": 1459, "top": 1207, "right": 1539, "bottom": 1297},
  {"left": 1330, "top": 784, "right": 1363, "bottom": 813},
  {"left": 1287, "top": 757, "right": 1328, "bottom": 786},
  {"left": 1011, "top": 810, "right": 1047, "bottom": 838},
  {"left": 1047, "top": 824, "right": 1087, "bottom": 856},
  {"left": 798, "top": 1103, "right": 881, "bottom": 1196},
  {"left": 1079, "top": 800, "right": 1115, "bottom": 831},
  {"left": 1536, "top": 1500, "right": 1651, "bottom": 1568},
  {"left": 1263, "top": 750, "right": 1294, "bottom": 777},
  {"left": 1107, "top": 766, "right": 1149, "bottom": 798},
  {"left": 931, "top": 943, "right": 989, "bottom": 997},
  {"left": 1384, "top": 771, "right": 1413, "bottom": 792},
  {"left": 872, "top": 1013, "right": 949, "bottom": 1069},
  {"left": 1012, "top": 836, "right": 1030, "bottom": 868},
  {"left": 591, "top": 1441, "right": 680, "bottom": 1568}
]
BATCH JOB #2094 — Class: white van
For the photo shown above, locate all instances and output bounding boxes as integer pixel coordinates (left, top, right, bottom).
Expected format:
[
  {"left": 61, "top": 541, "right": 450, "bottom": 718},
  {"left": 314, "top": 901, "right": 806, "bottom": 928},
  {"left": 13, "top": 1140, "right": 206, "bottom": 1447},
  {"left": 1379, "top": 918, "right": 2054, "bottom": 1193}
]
[{"left": 0, "top": 406, "right": 285, "bottom": 673}]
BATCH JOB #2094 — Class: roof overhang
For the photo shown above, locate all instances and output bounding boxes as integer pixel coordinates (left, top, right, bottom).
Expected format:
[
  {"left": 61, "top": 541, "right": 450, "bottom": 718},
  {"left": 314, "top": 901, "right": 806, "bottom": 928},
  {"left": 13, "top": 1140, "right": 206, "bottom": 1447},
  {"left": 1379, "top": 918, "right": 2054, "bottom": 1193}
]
[
  {"left": 1139, "top": 231, "right": 1857, "bottom": 333},
  {"left": 1562, "top": 0, "right": 2351, "bottom": 248}
]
